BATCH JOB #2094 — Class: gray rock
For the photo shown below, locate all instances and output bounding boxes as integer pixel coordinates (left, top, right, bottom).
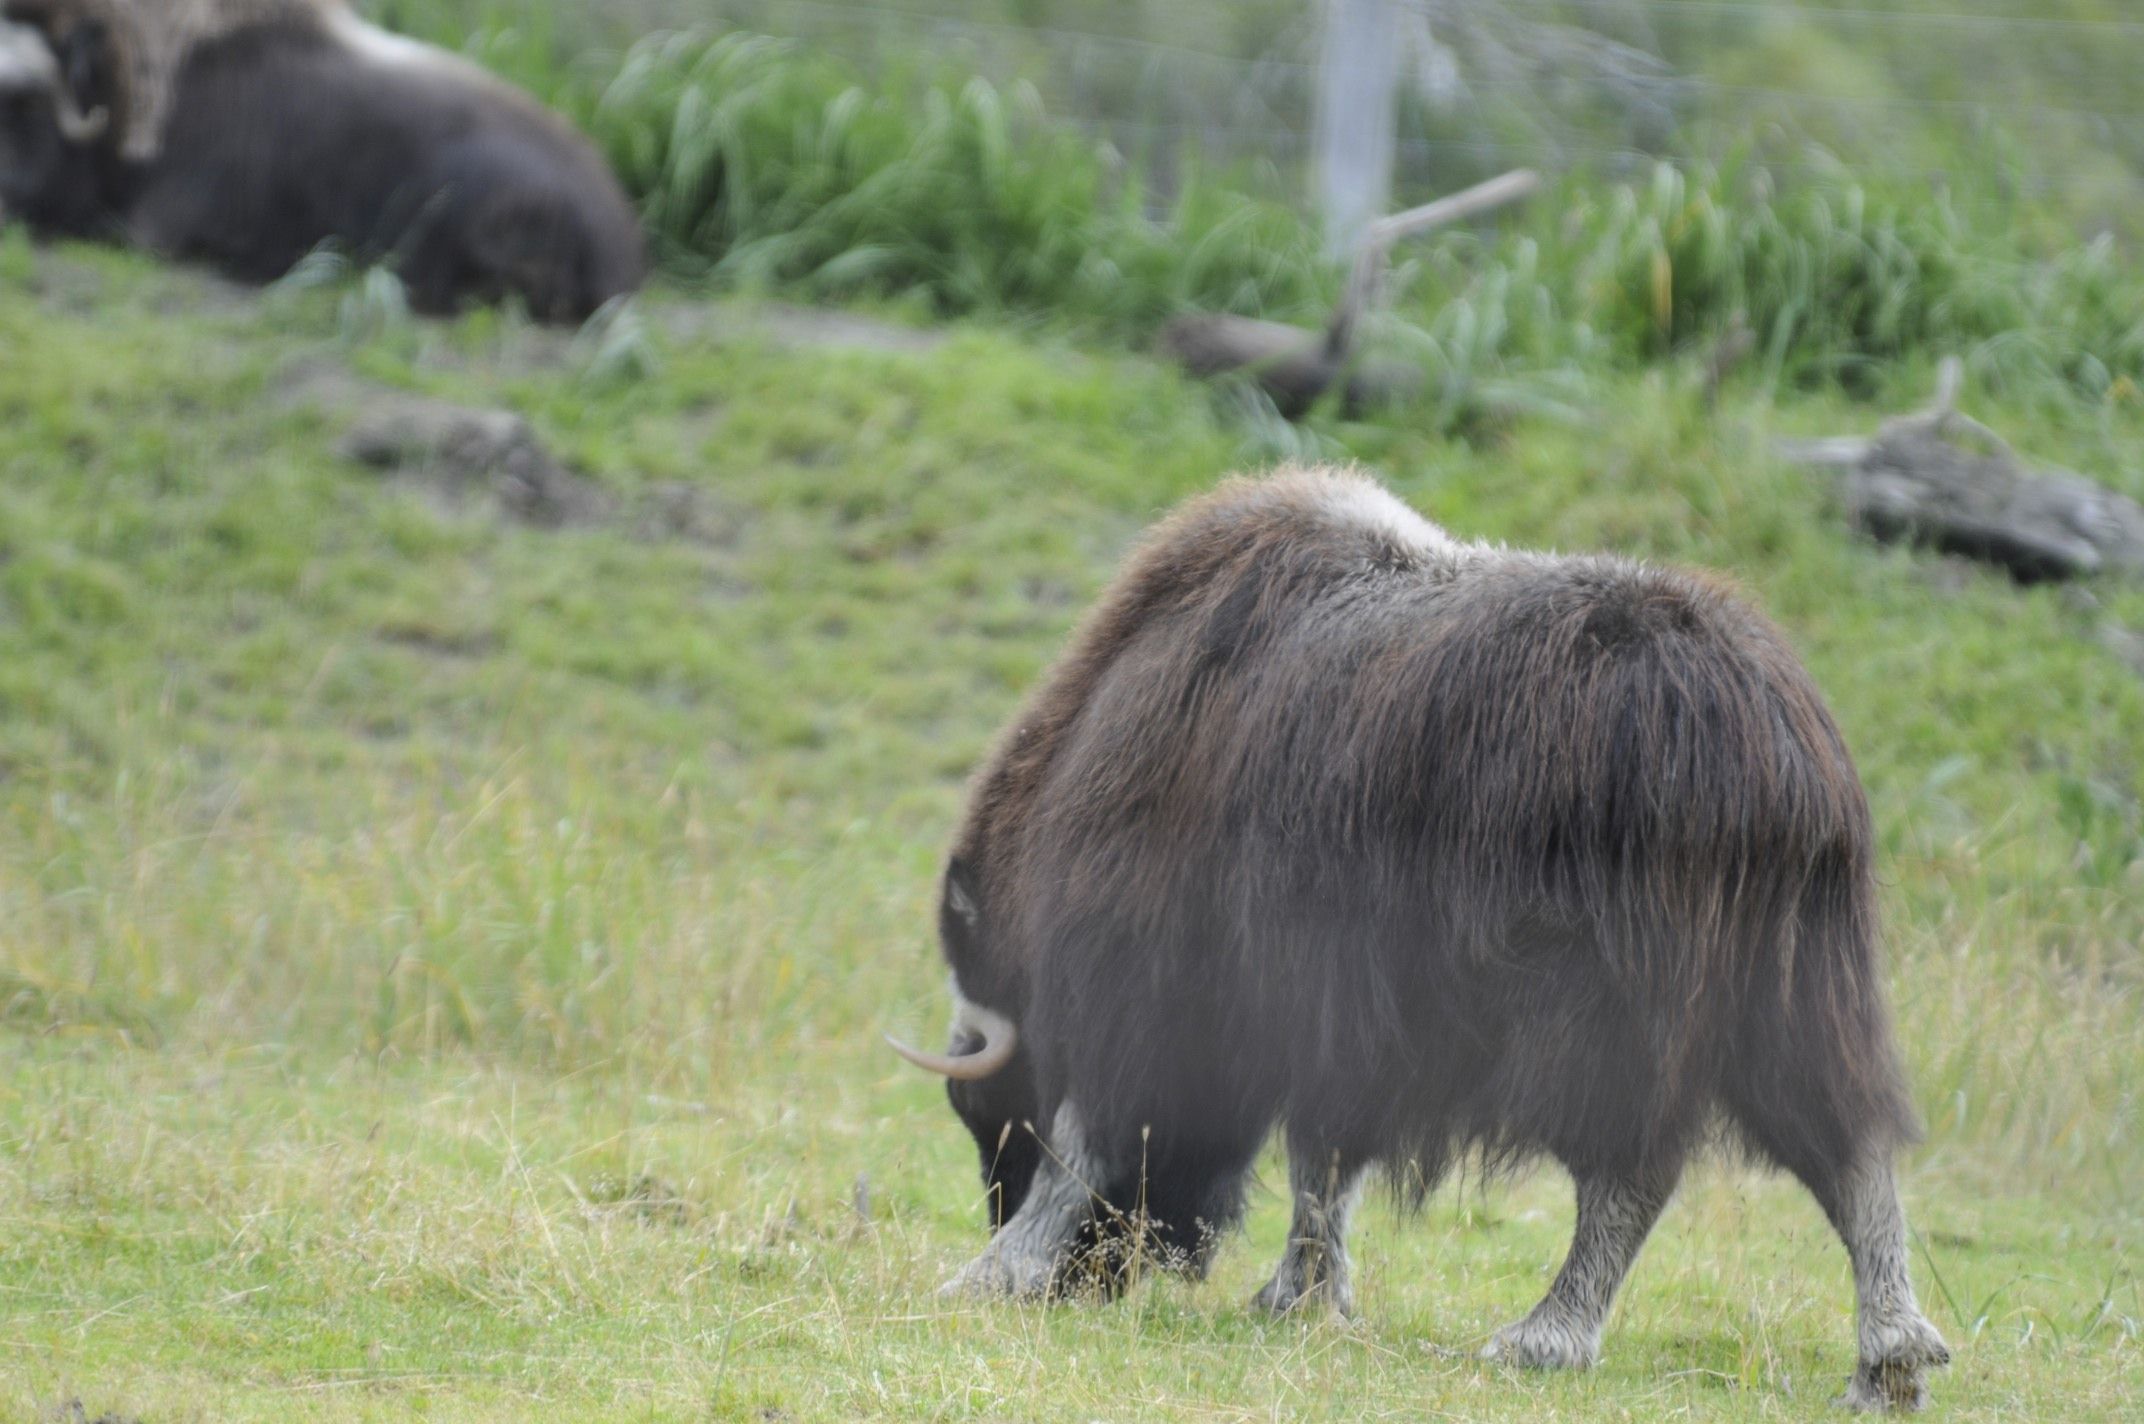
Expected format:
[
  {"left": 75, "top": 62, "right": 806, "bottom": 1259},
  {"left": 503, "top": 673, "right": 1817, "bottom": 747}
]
[{"left": 338, "top": 396, "right": 608, "bottom": 527}]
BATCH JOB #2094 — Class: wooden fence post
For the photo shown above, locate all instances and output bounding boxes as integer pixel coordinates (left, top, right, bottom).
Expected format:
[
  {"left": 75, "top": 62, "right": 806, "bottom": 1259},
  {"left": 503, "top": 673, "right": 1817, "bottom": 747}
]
[{"left": 1313, "top": 0, "right": 1403, "bottom": 255}]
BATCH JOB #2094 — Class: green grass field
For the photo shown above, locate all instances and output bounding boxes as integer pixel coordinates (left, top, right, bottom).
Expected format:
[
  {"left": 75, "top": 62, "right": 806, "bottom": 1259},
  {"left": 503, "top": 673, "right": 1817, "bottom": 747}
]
[{"left": 2, "top": 240, "right": 2141, "bottom": 1420}]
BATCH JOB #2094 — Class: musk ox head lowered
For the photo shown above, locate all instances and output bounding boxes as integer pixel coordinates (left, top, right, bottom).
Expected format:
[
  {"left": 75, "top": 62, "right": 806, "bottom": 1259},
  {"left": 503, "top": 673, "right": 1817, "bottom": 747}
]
[
  {"left": 0, "top": 0, "right": 644, "bottom": 322},
  {"left": 0, "top": 13, "right": 113, "bottom": 230},
  {"left": 891, "top": 467, "right": 1950, "bottom": 1411}
]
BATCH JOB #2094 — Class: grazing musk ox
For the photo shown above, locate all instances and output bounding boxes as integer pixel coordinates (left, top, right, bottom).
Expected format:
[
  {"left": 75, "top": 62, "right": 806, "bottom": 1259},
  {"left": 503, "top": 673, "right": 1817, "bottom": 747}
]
[
  {"left": 0, "top": 0, "right": 643, "bottom": 320},
  {"left": 889, "top": 468, "right": 1950, "bottom": 1411}
]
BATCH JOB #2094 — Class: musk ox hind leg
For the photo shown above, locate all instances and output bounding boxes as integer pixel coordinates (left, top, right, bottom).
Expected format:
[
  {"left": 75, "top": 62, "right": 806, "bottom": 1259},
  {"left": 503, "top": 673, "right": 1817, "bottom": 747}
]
[
  {"left": 1721, "top": 954, "right": 1948, "bottom": 1406},
  {"left": 1482, "top": 1158, "right": 1683, "bottom": 1370},
  {"left": 1730, "top": 1074, "right": 1947, "bottom": 1406},
  {"left": 1823, "top": 1154, "right": 1951, "bottom": 1412},
  {"left": 1251, "top": 1141, "right": 1370, "bottom": 1319},
  {"left": 941, "top": 1102, "right": 1104, "bottom": 1301}
]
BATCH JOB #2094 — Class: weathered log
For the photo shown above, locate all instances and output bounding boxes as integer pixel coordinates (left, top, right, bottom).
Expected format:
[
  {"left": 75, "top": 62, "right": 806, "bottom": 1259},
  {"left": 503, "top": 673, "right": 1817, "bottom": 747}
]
[
  {"left": 1777, "top": 359, "right": 2144, "bottom": 583},
  {"left": 1158, "top": 169, "right": 1542, "bottom": 417},
  {"left": 1155, "top": 313, "right": 1421, "bottom": 418}
]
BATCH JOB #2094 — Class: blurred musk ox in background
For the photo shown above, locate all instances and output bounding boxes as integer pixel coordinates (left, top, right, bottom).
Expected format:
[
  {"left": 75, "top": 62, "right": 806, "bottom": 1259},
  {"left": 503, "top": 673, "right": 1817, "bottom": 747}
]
[
  {"left": 0, "top": 0, "right": 643, "bottom": 320},
  {"left": 891, "top": 467, "right": 1951, "bottom": 1411}
]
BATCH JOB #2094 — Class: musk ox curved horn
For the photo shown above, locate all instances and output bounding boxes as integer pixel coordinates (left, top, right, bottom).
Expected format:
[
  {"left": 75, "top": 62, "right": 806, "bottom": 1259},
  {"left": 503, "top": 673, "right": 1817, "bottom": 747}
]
[
  {"left": 51, "top": 87, "right": 108, "bottom": 141},
  {"left": 884, "top": 1005, "right": 1017, "bottom": 1081},
  {"left": 0, "top": 18, "right": 108, "bottom": 142}
]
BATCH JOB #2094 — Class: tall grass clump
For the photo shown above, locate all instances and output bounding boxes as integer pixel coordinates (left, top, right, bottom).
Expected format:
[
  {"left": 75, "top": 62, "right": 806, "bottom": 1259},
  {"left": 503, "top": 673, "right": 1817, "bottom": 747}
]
[
  {"left": 386, "top": 10, "right": 2144, "bottom": 415},
  {"left": 587, "top": 30, "right": 1327, "bottom": 335},
  {"left": 1400, "top": 163, "right": 2144, "bottom": 406}
]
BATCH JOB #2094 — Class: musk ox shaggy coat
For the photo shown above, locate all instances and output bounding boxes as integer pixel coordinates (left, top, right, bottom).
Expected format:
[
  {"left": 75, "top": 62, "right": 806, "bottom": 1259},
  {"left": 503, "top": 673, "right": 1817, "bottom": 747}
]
[
  {"left": 0, "top": 0, "right": 643, "bottom": 320},
  {"left": 892, "top": 468, "right": 1949, "bottom": 1411}
]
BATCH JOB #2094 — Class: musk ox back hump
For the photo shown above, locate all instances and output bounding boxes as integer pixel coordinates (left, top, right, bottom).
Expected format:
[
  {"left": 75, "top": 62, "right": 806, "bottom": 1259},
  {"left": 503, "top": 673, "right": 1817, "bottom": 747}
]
[
  {"left": 146, "top": 10, "right": 645, "bottom": 316},
  {"left": 960, "top": 468, "right": 1890, "bottom": 1136}
]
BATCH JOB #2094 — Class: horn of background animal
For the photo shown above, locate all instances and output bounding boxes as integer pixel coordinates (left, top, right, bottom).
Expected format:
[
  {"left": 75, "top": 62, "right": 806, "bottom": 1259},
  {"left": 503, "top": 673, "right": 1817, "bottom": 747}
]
[
  {"left": 50, "top": 84, "right": 107, "bottom": 140},
  {"left": 1, "top": 0, "right": 323, "bottom": 161},
  {"left": 0, "top": 9, "right": 109, "bottom": 142},
  {"left": 884, "top": 1006, "right": 1017, "bottom": 1081}
]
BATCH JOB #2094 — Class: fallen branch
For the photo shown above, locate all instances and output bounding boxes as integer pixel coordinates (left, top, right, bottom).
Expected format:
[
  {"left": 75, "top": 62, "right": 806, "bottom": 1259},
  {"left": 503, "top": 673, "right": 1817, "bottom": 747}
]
[
  {"left": 1325, "top": 169, "right": 1544, "bottom": 364},
  {"left": 1158, "top": 169, "right": 1542, "bottom": 418},
  {"left": 1775, "top": 358, "right": 2144, "bottom": 582}
]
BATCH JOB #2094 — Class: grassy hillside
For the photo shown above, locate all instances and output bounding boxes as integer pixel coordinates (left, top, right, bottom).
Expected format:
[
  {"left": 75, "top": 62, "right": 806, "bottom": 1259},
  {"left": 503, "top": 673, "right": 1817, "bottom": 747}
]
[
  {"left": 2, "top": 236, "right": 2140, "bottom": 1419},
  {"left": 339, "top": 1, "right": 2144, "bottom": 439}
]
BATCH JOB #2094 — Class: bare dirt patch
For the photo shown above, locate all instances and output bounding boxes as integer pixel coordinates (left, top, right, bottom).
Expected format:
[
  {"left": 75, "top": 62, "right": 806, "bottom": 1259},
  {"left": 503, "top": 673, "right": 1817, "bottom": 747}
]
[
  {"left": 42, "top": 1401, "right": 146, "bottom": 1424},
  {"left": 687, "top": 301, "right": 948, "bottom": 356}
]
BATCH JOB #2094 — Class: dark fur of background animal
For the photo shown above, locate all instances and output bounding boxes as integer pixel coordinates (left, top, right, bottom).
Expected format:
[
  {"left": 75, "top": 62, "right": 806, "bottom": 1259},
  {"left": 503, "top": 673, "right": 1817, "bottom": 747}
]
[{"left": 0, "top": 1, "right": 644, "bottom": 321}]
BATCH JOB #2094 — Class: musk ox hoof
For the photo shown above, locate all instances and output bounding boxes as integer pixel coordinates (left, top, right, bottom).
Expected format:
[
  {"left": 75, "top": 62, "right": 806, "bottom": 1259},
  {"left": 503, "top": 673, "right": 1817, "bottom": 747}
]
[
  {"left": 1840, "top": 1316, "right": 1950, "bottom": 1412},
  {"left": 1481, "top": 1312, "right": 1599, "bottom": 1371},
  {"left": 1251, "top": 1271, "right": 1353, "bottom": 1319},
  {"left": 938, "top": 1245, "right": 1060, "bottom": 1302},
  {"left": 1252, "top": 1261, "right": 1346, "bottom": 1321}
]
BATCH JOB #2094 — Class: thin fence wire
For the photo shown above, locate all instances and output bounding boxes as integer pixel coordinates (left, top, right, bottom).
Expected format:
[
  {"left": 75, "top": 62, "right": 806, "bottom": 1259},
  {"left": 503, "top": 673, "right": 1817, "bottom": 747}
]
[
  {"left": 584, "top": 0, "right": 2144, "bottom": 212},
  {"left": 1491, "top": 0, "right": 2144, "bottom": 40}
]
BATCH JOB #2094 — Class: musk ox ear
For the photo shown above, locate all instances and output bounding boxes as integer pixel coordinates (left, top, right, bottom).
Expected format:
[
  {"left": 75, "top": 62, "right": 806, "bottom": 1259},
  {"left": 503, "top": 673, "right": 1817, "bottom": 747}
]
[{"left": 943, "top": 860, "right": 979, "bottom": 926}]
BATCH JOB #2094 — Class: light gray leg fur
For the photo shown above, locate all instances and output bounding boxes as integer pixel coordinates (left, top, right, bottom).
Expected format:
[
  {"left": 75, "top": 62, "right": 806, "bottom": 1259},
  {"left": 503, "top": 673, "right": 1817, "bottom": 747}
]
[
  {"left": 942, "top": 1103, "right": 1101, "bottom": 1300},
  {"left": 1483, "top": 1167, "right": 1678, "bottom": 1369},
  {"left": 1826, "top": 1155, "right": 1950, "bottom": 1412},
  {"left": 1252, "top": 1149, "right": 1368, "bottom": 1318}
]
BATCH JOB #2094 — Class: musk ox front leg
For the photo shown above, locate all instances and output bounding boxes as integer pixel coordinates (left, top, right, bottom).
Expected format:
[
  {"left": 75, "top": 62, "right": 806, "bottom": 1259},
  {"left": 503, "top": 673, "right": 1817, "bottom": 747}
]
[
  {"left": 1252, "top": 1143, "right": 1369, "bottom": 1318},
  {"left": 1484, "top": 1161, "right": 1681, "bottom": 1370},
  {"left": 942, "top": 1102, "right": 1102, "bottom": 1300},
  {"left": 1824, "top": 1155, "right": 1951, "bottom": 1412}
]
